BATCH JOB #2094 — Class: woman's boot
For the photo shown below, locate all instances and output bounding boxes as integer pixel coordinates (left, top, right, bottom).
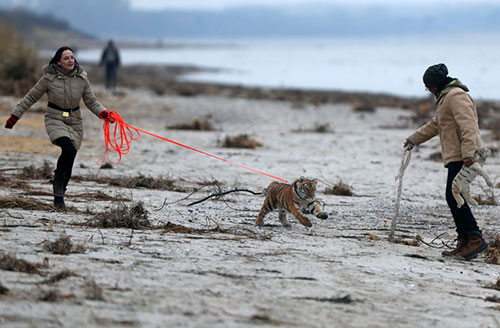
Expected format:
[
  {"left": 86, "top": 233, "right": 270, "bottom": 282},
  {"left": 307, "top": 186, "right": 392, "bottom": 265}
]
[{"left": 53, "top": 172, "right": 66, "bottom": 210}]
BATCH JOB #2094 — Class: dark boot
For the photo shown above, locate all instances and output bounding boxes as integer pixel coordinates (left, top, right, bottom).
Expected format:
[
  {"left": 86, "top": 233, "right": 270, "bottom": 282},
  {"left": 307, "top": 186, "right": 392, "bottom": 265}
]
[
  {"left": 53, "top": 172, "right": 65, "bottom": 197},
  {"left": 457, "top": 231, "right": 489, "bottom": 261},
  {"left": 52, "top": 171, "right": 66, "bottom": 210},
  {"left": 54, "top": 196, "right": 66, "bottom": 210},
  {"left": 442, "top": 237, "right": 467, "bottom": 257}
]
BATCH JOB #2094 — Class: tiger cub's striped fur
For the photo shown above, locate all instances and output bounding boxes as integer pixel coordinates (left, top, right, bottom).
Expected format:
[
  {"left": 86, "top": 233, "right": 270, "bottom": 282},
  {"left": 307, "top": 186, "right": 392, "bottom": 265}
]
[
  {"left": 452, "top": 147, "right": 493, "bottom": 208},
  {"left": 256, "top": 177, "right": 328, "bottom": 227}
]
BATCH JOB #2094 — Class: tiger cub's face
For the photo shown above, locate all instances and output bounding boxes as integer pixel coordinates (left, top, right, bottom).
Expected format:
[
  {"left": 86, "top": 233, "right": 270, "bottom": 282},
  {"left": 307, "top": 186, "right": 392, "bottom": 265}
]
[
  {"left": 294, "top": 176, "right": 318, "bottom": 200},
  {"left": 475, "top": 147, "right": 491, "bottom": 161}
]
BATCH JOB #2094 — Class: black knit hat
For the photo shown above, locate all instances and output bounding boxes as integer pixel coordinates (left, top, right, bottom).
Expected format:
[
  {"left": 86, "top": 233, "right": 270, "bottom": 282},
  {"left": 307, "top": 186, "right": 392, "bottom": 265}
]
[{"left": 423, "top": 63, "right": 448, "bottom": 88}]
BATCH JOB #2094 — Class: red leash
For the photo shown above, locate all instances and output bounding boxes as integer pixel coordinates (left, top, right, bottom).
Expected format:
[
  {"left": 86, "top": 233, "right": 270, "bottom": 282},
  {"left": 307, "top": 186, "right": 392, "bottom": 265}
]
[{"left": 98, "top": 111, "right": 288, "bottom": 182}]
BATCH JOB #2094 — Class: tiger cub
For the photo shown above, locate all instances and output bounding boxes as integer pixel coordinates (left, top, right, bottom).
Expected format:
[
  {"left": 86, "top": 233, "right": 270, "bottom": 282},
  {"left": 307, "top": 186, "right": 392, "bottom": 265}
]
[
  {"left": 452, "top": 147, "right": 493, "bottom": 208},
  {"left": 256, "top": 177, "right": 328, "bottom": 228}
]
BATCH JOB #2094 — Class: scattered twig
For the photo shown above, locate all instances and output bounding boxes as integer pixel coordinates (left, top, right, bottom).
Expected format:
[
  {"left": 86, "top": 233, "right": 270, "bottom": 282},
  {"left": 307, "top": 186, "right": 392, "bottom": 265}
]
[
  {"left": 98, "top": 229, "right": 105, "bottom": 245},
  {"left": 154, "top": 185, "right": 207, "bottom": 211},
  {"left": 187, "top": 188, "right": 262, "bottom": 207},
  {"left": 2, "top": 224, "right": 41, "bottom": 228}
]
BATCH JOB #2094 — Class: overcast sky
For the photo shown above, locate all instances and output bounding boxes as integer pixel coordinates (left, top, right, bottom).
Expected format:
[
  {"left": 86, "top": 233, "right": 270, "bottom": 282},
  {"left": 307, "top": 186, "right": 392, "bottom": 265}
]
[{"left": 129, "top": 0, "right": 500, "bottom": 10}]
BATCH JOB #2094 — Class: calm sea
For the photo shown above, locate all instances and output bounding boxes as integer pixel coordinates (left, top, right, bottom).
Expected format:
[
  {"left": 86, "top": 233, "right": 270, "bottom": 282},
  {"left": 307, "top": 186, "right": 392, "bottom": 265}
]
[{"left": 77, "top": 36, "right": 500, "bottom": 100}]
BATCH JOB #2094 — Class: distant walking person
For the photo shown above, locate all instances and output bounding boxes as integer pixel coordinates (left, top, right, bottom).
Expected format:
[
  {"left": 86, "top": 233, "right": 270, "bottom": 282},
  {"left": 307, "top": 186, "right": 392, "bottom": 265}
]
[
  {"left": 100, "top": 40, "right": 121, "bottom": 91},
  {"left": 404, "top": 63, "right": 488, "bottom": 261},
  {"left": 4, "top": 46, "right": 115, "bottom": 209}
]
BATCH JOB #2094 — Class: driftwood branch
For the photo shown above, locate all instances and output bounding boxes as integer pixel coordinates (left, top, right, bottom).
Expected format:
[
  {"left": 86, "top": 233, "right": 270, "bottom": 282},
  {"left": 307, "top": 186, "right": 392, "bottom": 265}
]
[{"left": 187, "top": 189, "right": 262, "bottom": 207}]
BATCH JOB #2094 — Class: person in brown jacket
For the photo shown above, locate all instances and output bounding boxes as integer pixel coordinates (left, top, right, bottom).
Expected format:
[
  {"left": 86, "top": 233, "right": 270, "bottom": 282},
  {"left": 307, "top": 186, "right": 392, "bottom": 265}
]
[
  {"left": 4, "top": 46, "right": 115, "bottom": 209},
  {"left": 404, "top": 63, "right": 488, "bottom": 261}
]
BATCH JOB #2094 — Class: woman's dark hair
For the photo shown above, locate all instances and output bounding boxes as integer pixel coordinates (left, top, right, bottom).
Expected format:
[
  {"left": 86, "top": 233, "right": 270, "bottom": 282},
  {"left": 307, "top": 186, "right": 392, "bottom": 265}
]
[{"left": 49, "top": 46, "right": 78, "bottom": 65}]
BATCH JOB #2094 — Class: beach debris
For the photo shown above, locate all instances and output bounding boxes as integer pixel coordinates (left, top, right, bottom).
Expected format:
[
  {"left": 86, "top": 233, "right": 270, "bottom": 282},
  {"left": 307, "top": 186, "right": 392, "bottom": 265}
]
[
  {"left": 100, "top": 162, "right": 113, "bottom": 169},
  {"left": 403, "top": 253, "right": 429, "bottom": 260},
  {"left": 249, "top": 314, "right": 285, "bottom": 325},
  {"left": 292, "top": 122, "right": 334, "bottom": 133},
  {"left": 0, "top": 253, "right": 48, "bottom": 275},
  {"left": 485, "top": 295, "right": 500, "bottom": 303},
  {"left": 0, "top": 282, "right": 9, "bottom": 295},
  {"left": 17, "top": 160, "right": 53, "bottom": 179},
  {"left": 324, "top": 179, "right": 353, "bottom": 196},
  {"left": 41, "top": 234, "right": 86, "bottom": 255},
  {"left": 167, "top": 118, "right": 215, "bottom": 131},
  {"left": 483, "top": 277, "right": 500, "bottom": 292},
  {"left": 162, "top": 221, "right": 272, "bottom": 240},
  {"left": 388, "top": 148, "right": 412, "bottom": 241},
  {"left": 473, "top": 194, "right": 497, "bottom": 206},
  {"left": 86, "top": 201, "right": 150, "bottom": 229},
  {"left": 72, "top": 173, "right": 181, "bottom": 191},
  {"left": 85, "top": 280, "right": 105, "bottom": 301},
  {"left": 485, "top": 235, "right": 500, "bottom": 265},
  {"left": 110, "top": 174, "right": 179, "bottom": 190},
  {"left": 187, "top": 188, "right": 262, "bottom": 207},
  {"left": 39, "top": 270, "right": 77, "bottom": 284},
  {"left": 0, "top": 196, "right": 53, "bottom": 211},
  {"left": 295, "top": 295, "right": 354, "bottom": 304},
  {"left": 389, "top": 234, "right": 422, "bottom": 247},
  {"left": 220, "top": 134, "right": 263, "bottom": 149},
  {"left": 0, "top": 175, "right": 30, "bottom": 190}
]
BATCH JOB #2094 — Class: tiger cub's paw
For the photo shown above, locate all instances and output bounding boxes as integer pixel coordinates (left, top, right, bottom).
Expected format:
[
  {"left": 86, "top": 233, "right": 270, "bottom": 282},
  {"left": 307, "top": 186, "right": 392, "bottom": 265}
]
[{"left": 316, "top": 212, "right": 328, "bottom": 220}]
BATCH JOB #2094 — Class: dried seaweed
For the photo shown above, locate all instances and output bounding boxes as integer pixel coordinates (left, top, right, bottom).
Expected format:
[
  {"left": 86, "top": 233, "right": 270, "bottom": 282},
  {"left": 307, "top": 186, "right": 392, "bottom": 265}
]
[
  {"left": 85, "top": 280, "right": 105, "bottom": 301},
  {"left": 0, "top": 282, "right": 9, "bottom": 295},
  {"left": 72, "top": 191, "right": 131, "bottom": 202},
  {"left": 167, "top": 118, "right": 215, "bottom": 131},
  {"left": 473, "top": 194, "right": 497, "bottom": 206},
  {"left": 0, "top": 196, "right": 54, "bottom": 211},
  {"left": 86, "top": 202, "right": 150, "bottom": 229},
  {"left": 0, "top": 253, "right": 47, "bottom": 275},
  {"left": 17, "top": 160, "right": 53, "bottom": 179},
  {"left": 110, "top": 174, "right": 179, "bottom": 190},
  {"left": 295, "top": 295, "right": 354, "bottom": 304},
  {"left": 485, "top": 248, "right": 500, "bottom": 265},
  {"left": 39, "top": 290, "right": 75, "bottom": 302},
  {"left": 292, "top": 123, "right": 334, "bottom": 133},
  {"left": 39, "top": 270, "right": 77, "bottom": 284},
  {"left": 220, "top": 134, "right": 263, "bottom": 149},
  {"left": 42, "top": 234, "right": 86, "bottom": 255},
  {"left": 0, "top": 176, "right": 31, "bottom": 190},
  {"left": 161, "top": 222, "right": 272, "bottom": 240},
  {"left": 324, "top": 180, "right": 353, "bottom": 196}
]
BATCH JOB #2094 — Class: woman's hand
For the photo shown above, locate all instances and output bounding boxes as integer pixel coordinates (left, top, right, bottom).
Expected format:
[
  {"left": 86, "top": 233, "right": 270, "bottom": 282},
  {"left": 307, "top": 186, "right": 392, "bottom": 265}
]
[
  {"left": 5, "top": 115, "right": 19, "bottom": 129},
  {"left": 99, "top": 110, "right": 116, "bottom": 123}
]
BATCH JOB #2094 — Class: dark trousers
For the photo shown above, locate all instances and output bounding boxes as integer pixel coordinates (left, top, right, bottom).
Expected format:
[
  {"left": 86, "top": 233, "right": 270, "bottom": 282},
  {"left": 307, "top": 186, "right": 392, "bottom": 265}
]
[
  {"left": 105, "top": 64, "right": 118, "bottom": 90},
  {"left": 445, "top": 161, "right": 480, "bottom": 238},
  {"left": 54, "top": 137, "right": 77, "bottom": 190}
]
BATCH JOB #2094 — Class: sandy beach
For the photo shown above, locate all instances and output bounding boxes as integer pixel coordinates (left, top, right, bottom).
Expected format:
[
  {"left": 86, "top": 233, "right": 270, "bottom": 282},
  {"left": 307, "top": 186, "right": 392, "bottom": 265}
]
[{"left": 0, "top": 77, "right": 499, "bottom": 327}]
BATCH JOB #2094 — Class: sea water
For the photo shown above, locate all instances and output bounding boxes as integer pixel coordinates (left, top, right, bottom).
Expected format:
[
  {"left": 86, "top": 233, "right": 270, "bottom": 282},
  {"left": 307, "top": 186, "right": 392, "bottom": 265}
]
[{"left": 77, "top": 35, "right": 500, "bottom": 100}]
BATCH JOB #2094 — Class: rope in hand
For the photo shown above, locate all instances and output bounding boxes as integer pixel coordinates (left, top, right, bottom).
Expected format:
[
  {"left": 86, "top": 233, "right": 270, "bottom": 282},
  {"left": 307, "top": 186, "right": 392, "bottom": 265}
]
[
  {"left": 98, "top": 111, "right": 288, "bottom": 182},
  {"left": 388, "top": 147, "right": 412, "bottom": 241}
]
